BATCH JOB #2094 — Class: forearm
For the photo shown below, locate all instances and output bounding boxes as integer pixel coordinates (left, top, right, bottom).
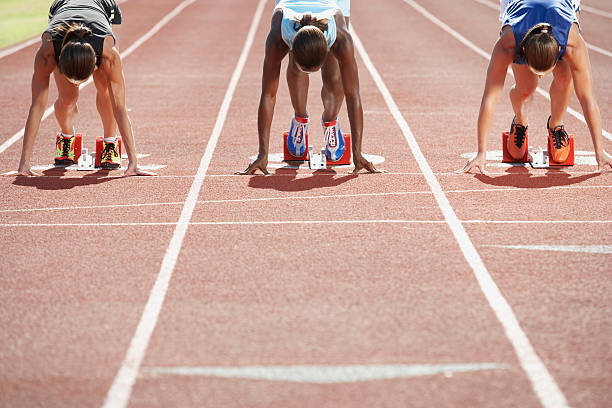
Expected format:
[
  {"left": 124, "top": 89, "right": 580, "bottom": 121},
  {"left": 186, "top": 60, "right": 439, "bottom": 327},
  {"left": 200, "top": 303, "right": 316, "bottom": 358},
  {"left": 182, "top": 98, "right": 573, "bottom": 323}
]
[
  {"left": 19, "top": 103, "right": 47, "bottom": 166},
  {"left": 579, "top": 98, "right": 603, "bottom": 154},
  {"left": 345, "top": 94, "right": 364, "bottom": 156},
  {"left": 257, "top": 93, "right": 276, "bottom": 156},
  {"left": 113, "top": 107, "right": 137, "bottom": 164},
  {"left": 476, "top": 90, "right": 503, "bottom": 154}
]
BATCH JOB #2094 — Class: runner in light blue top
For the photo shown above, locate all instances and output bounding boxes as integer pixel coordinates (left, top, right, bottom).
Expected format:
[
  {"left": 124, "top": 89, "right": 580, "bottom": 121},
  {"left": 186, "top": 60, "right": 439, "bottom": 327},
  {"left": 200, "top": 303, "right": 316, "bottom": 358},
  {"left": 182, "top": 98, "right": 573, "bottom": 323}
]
[
  {"left": 238, "top": 0, "right": 381, "bottom": 175},
  {"left": 460, "top": 0, "right": 611, "bottom": 174}
]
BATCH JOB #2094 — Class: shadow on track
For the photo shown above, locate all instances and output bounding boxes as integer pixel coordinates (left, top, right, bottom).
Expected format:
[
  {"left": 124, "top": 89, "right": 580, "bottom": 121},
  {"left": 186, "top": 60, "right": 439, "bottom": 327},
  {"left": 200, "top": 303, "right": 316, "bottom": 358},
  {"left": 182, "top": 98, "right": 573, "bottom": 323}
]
[
  {"left": 247, "top": 167, "right": 358, "bottom": 192},
  {"left": 474, "top": 166, "right": 601, "bottom": 188},
  {"left": 12, "top": 168, "right": 121, "bottom": 190}
]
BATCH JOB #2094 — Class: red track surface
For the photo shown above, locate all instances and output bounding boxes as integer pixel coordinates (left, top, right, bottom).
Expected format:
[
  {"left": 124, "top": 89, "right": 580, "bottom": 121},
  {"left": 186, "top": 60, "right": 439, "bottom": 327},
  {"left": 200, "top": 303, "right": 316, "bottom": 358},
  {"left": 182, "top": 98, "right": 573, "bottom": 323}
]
[{"left": 1, "top": 0, "right": 610, "bottom": 407}]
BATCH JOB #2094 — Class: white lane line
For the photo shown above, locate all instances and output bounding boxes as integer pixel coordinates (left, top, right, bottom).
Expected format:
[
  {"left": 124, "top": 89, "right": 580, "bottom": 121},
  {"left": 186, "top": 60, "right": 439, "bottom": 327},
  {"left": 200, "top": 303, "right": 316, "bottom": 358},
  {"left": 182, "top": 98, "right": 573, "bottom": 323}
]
[
  {"left": 581, "top": 4, "right": 612, "bottom": 19},
  {"left": 140, "top": 363, "right": 510, "bottom": 383},
  {"left": 404, "top": 0, "right": 612, "bottom": 143},
  {"left": 1, "top": 219, "right": 610, "bottom": 228},
  {"left": 0, "top": 38, "right": 40, "bottom": 60},
  {"left": 472, "top": 0, "right": 612, "bottom": 59},
  {"left": 2, "top": 183, "right": 611, "bottom": 213},
  {"left": 482, "top": 244, "right": 612, "bottom": 254},
  {"left": 101, "top": 0, "right": 266, "bottom": 406},
  {"left": 0, "top": 0, "right": 187, "bottom": 155},
  {"left": 352, "top": 16, "right": 570, "bottom": 408}
]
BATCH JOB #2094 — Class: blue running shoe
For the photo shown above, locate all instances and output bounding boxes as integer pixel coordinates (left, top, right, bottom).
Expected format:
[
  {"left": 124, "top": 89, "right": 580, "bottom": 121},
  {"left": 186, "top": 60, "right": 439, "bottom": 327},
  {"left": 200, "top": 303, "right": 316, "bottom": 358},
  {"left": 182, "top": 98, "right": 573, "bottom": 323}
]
[
  {"left": 287, "top": 115, "right": 309, "bottom": 157},
  {"left": 323, "top": 119, "right": 345, "bottom": 162}
]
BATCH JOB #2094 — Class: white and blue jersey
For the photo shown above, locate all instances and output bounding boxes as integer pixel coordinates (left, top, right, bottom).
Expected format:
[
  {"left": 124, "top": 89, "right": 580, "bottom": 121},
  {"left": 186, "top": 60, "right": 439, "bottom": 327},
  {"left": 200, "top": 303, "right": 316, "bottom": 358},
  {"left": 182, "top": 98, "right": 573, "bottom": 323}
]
[
  {"left": 500, "top": 0, "right": 580, "bottom": 64},
  {"left": 275, "top": 0, "right": 350, "bottom": 49}
]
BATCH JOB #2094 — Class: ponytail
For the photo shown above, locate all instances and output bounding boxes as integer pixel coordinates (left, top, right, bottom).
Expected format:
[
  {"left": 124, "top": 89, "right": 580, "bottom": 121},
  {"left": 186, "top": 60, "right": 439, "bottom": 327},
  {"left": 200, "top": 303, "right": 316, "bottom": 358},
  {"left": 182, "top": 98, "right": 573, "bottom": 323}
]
[
  {"left": 293, "top": 13, "right": 329, "bottom": 32},
  {"left": 55, "top": 23, "right": 96, "bottom": 82}
]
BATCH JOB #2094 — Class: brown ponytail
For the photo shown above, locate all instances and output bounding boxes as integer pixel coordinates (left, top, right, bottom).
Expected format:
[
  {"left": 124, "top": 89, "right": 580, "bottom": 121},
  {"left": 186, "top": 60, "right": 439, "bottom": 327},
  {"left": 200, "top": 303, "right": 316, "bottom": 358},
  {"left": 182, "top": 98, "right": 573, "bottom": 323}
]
[
  {"left": 292, "top": 13, "right": 329, "bottom": 72},
  {"left": 56, "top": 23, "right": 96, "bottom": 82},
  {"left": 520, "top": 23, "right": 560, "bottom": 73}
]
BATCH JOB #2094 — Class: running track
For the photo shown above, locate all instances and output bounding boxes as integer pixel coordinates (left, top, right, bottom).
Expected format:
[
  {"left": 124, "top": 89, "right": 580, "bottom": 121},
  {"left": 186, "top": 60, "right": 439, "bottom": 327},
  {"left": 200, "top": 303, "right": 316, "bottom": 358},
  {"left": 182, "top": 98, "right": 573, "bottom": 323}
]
[{"left": 0, "top": 0, "right": 610, "bottom": 407}]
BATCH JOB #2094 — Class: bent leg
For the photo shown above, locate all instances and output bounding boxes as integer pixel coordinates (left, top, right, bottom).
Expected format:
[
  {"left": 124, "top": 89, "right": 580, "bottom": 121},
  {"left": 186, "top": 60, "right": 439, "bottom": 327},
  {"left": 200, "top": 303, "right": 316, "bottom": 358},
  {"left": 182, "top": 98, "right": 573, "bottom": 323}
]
[
  {"left": 509, "top": 63, "right": 538, "bottom": 125},
  {"left": 53, "top": 70, "right": 79, "bottom": 134},
  {"left": 286, "top": 53, "right": 309, "bottom": 118},
  {"left": 321, "top": 53, "right": 344, "bottom": 122},
  {"left": 93, "top": 69, "right": 117, "bottom": 138},
  {"left": 549, "top": 59, "right": 573, "bottom": 128}
]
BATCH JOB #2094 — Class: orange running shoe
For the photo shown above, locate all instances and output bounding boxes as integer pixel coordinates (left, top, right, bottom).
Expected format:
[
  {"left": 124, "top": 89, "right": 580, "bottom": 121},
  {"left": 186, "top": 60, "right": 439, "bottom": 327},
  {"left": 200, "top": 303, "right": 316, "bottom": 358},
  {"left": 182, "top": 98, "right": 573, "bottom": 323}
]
[
  {"left": 547, "top": 116, "right": 570, "bottom": 163},
  {"left": 506, "top": 117, "right": 528, "bottom": 160}
]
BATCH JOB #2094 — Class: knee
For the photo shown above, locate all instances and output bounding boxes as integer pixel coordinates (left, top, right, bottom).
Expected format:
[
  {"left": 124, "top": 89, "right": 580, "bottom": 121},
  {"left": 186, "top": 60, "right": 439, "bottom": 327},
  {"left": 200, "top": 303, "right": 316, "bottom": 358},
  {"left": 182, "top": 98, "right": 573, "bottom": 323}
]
[
  {"left": 511, "top": 84, "right": 536, "bottom": 100},
  {"left": 56, "top": 94, "right": 78, "bottom": 111},
  {"left": 553, "top": 66, "right": 572, "bottom": 89}
]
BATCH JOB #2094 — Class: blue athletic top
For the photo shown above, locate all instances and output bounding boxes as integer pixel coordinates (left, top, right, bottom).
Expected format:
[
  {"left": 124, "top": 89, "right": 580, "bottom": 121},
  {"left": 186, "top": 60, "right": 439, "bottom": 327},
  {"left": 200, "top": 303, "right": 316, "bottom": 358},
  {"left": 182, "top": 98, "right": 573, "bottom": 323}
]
[
  {"left": 275, "top": 0, "right": 341, "bottom": 49},
  {"left": 502, "top": 0, "right": 578, "bottom": 64}
]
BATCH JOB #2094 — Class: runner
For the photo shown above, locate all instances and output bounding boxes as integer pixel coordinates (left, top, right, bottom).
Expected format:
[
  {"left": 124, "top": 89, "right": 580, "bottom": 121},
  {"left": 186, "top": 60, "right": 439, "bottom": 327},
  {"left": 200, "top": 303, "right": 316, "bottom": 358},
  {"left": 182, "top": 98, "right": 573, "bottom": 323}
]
[
  {"left": 10, "top": 0, "right": 154, "bottom": 176},
  {"left": 238, "top": 0, "right": 380, "bottom": 174},
  {"left": 460, "top": 0, "right": 612, "bottom": 173}
]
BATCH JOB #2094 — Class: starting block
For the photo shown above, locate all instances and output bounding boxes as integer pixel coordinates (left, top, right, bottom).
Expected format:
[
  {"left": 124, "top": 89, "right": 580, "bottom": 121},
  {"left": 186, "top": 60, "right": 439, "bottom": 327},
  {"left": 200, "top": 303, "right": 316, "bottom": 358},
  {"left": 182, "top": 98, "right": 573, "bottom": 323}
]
[
  {"left": 502, "top": 131, "right": 574, "bottom": 168},
  {"left": 95, "top": 136, "right": 123, "bottom": 168},
  {"left": 77, "top": 147, "right": 95, "bottom": 170},
  {"left": 283, "top": 132, "right": 351, "bottom": 169}
]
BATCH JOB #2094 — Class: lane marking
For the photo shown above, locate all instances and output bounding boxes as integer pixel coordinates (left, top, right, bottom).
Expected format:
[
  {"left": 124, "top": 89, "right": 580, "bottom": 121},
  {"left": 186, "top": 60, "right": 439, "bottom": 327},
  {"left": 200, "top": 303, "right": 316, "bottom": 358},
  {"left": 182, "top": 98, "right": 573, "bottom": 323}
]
[
  {"left": 472, "top": 0, "right": 612, "bottom": 59},
  {"left": 140, "top": 363, "right": 510, "bottom": 383},
  {"left": 401, "top": 0, "right": 612, "bottom": 143},
  {"left": 0, "top": 0, "right": 186, "bottom": 155},
  {"left": 2, "top": 183, "right": 611, "bottom": 214},
  {"left": 1, "top": 219, "right": 610, "bottom": 228},
  {"left": 581, "top": 4, "right": 612, "bottom": 19},
  {"left": 482, "top": 244, "right": 612, "bottom": 254},
  {"left": 461, "top": 149, "right": 598, "bottom": 167},
  {"left": 102, "top": 0, "right": 267, "bottom": 407},
  {"left": 251, "top": 152, "right": 385, "bottom": 169},
  {"left": 352, "top": 13, "right": 570, "bottom": 408}
]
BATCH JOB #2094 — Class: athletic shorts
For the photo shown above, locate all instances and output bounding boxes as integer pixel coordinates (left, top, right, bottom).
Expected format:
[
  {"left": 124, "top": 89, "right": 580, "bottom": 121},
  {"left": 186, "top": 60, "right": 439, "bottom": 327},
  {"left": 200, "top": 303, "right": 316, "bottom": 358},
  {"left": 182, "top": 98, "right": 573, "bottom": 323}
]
[
  {"left": 499, "top": 0, "right": 580, "bottom": 21},
  {"left": 275, "top": 0, "right": 350, "bottom": 17}
]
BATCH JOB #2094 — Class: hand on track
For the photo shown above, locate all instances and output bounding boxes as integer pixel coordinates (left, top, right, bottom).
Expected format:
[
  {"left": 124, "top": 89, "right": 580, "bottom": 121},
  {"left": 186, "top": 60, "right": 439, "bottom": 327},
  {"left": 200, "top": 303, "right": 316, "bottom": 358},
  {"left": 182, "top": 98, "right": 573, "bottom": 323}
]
[
  {"left": 352, "top": 155, "right": 384, "bottom": 174},
  {"left": 457, "top": 152, "right": 488, "bottom": 174},
  {"left": 124, "top": 165, "right": 156, "bottom": 177},
  {"left": 2, "top": 165, "right": 39, "bottom": 177},
  {"left": 235, "top": 156, "right": 269, "bottom": 175},
  {"left": 596, "top": 150, "right": 612, "bottom": 173}
]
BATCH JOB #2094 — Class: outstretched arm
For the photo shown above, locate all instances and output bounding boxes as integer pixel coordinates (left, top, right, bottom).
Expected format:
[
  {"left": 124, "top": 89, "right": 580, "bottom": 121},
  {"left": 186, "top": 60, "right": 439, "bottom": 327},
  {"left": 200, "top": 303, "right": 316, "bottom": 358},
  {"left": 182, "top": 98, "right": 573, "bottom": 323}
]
[
  {"left": 565, "top": 27, "right": 612, "bottom": 172},
  {"left": 238, "top": 10, "right": 287, "bottom": 175},
  {"left": 332, "top": 16, "right": 380, "bottom": 173},
  {"left": 459, "top": 34, "right": 513, "bottom": 173},
  {"left": 101, "top": 42, "right": 154, "bottom": 176},
  {"left": 15, "top": 39, "right": 54, "bottom": 176}
]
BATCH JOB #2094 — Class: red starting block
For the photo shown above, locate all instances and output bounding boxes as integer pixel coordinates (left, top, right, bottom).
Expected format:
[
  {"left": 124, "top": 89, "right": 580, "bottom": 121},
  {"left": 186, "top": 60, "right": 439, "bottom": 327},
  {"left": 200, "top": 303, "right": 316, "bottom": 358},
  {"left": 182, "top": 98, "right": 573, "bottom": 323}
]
[
  {"left": 95, "top": 136, "right": 123, "bottom": 167},
  {"left": 283, "top": 132, "right": 351, "bottom": 166},
  {"left": 283, "top": 131, "right": 309, "bottom": 161},
  {"left": 547, "top": 134, "right": 574, "bottom": 166},
  {"left": 56, "top": 133, "right": 83, "bottom": 162},
  {"left": 502, "top": 131, "right": 528, "bottom": 163}
]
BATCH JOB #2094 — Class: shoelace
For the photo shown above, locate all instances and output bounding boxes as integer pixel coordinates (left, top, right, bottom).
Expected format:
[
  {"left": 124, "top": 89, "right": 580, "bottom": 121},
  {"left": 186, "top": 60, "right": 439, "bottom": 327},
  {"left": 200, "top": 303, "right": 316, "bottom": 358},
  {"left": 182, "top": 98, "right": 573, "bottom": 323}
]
[
  {"left": 550, "top": 125, "right": 569, "bottom": 149},
  {"left": 57, "top": 137, "right": 72, "bottom": 157},
  {"left": 512, "top": 124, "right": 527, "bottom": 148},
  {"left": 101, "top": 143, "right": 117, "bottom": 161},
  {"left": 325, "top": 125, "right": 337, "bottom": 148},
  {"left": 294, "top": 123, "right": 306, "bottom": 144}
]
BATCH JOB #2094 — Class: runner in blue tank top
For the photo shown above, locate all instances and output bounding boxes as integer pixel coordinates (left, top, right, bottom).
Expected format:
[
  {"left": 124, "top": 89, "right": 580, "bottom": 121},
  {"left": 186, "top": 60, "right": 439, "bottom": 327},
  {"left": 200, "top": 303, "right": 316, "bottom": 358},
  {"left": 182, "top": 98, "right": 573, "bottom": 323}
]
[
  {"left": 460, "top": 0, "right": 612, "bottom": 173},
  {"left": 237, "top": 0, "right": 381, "bottom": 175},
  {"left": 8, "top": 0, "right": 154, "bottom": 177}
]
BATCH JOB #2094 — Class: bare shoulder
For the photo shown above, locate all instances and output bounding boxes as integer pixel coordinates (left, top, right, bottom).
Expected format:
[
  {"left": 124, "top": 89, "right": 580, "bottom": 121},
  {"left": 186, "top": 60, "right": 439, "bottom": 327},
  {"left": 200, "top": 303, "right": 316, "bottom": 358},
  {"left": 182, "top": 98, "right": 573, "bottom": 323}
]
[
  {"left": 266, "top": 9, "right": 286, "bottom": 52},
  {"left": 34, "top": 33, "right": 56, "bottom": 74},
  {"left": 100, "top": 36, "right": 120, "bottom": 70},
  {"left": 498, "top": 26, "right": 516, "bottom": 54},
  {"left": 331, "top": 10, "right": 351, "bottom": 50},
  {"left": 563, "top": 23, "right": 586, "bottom": 67}
]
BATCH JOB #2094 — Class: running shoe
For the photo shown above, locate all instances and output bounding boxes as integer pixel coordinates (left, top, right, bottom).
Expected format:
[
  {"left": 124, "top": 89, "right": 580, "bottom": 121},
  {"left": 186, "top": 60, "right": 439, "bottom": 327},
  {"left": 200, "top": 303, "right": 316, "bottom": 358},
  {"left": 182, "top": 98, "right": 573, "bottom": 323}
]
[
  {"left": 287, "top": 115, "right": 309, "bottom": 158},
  {"left": 547, "top": 116, "right": 570, "bottom": 163},
  {"left": 55, "top": 134, "right": 76, "bottom": 165},
  {"left": 323, "top": 118, "right": 345, "bottom": 162},
  {"left": 99, "top": 140, "right": 121, "bottom": 169},
  {"left": 506, "top": 116, "right": 528, "bottom": 160}
]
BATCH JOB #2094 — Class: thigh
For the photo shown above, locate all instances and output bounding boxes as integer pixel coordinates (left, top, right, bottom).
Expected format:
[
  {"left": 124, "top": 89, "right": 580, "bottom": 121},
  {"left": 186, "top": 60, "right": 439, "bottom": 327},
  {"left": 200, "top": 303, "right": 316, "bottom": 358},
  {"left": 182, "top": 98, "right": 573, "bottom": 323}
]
[
  {"left": 511, "top": 63, "right": 538, "bottom": 94},
  {"left": 321, "top": 52, "right": 341, "bottom": 87},
  {"left": 92, "top": 68, "right": 110, "bottom": 94}
]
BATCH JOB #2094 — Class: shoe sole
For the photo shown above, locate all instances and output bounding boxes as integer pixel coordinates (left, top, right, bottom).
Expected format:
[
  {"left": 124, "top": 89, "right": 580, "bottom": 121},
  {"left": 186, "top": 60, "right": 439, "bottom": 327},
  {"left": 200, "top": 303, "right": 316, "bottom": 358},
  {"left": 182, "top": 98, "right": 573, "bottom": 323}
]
[
  {"left": 54, "top": 158, "right": 74, "bottom": 165},
  {"left": 100, "top": 162, "right": 120, "bottom": 169}
]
